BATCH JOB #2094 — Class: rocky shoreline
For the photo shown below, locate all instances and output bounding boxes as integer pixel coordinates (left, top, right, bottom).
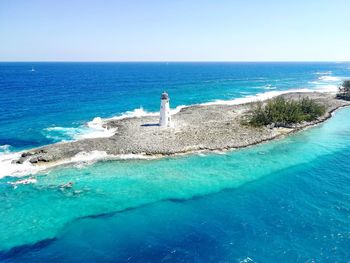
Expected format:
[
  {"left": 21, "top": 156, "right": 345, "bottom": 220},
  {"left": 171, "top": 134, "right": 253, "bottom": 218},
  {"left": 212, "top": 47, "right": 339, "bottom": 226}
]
[{"left": 15, "top": 92, "right": 350, "bottom": 166}]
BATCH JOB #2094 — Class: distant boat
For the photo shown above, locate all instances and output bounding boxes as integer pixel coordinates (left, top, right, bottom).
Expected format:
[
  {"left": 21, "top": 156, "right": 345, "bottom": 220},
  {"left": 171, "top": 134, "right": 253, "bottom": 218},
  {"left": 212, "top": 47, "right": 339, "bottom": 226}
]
[{"left": 30, "top": 68, "right": 35, "bottom": 72}]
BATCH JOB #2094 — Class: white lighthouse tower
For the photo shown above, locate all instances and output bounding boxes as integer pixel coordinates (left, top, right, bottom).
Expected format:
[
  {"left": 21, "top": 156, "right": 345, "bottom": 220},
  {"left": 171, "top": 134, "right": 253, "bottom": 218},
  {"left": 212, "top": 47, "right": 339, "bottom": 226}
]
[{"left": 159, "top": 92, "right": 171, "bottom": 127}]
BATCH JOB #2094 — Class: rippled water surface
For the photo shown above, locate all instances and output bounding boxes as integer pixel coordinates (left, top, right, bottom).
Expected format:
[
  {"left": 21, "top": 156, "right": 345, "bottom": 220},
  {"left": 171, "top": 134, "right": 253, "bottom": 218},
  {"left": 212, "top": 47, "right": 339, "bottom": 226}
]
[
  {"left": 1, "top": 62, "right": 349, "bottom": 150},
  {"left": 0, "top": 63, "right": 350, "bottom": 262}
]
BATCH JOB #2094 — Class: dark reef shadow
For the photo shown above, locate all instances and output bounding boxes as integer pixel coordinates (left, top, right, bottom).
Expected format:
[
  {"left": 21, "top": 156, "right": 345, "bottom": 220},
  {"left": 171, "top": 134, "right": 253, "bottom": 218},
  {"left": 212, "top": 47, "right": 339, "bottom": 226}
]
[{"left": 0, "top": 238, "right": 57, "bottom": 260}]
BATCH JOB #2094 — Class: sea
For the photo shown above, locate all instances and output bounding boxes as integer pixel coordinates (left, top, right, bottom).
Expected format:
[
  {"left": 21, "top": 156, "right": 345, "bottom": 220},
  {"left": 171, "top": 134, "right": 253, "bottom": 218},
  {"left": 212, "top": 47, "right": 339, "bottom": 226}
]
[{"left": 0, "top": 62, "right": 349, "bottom": 262}]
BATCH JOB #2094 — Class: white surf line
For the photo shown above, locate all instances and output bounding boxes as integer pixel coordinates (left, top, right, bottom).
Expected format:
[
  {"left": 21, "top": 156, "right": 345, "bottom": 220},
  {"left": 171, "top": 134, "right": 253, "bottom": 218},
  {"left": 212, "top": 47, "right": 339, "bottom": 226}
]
[{"left": 0, "top": 82, "right": 342, "bottom": 178}]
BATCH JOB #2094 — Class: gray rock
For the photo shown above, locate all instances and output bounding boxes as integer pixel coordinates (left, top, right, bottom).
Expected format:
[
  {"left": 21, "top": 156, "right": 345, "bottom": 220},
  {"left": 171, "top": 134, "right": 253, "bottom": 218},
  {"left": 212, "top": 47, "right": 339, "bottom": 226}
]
[
  {"left": 21, "top": 152, "right": 34, "bottom": 158},
  {"left": 13, "top": 92, "right": 350, "bottom": 166},
  {"left": 29, "top": 157, "right": 38, "bottom": 164}
]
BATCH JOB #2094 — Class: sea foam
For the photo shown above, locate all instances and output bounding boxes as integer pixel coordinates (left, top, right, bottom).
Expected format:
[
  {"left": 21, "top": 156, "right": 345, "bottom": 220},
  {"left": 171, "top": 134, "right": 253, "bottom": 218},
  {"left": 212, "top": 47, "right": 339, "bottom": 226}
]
[
  {"left": 0, "top": 77, "right": 342, "bottom": 178},
  {"left": 0, "top": 144, "right": 11, "bottom": 153},
  {"left": 200, "top": 88, "right": 313, "bottom": 106},
  {"left": 43, "top": 73, "right": 340, "bottom": 144},
  {"left": 44, "top": 117, "right": 117, "bottom": 142},
  {"left": 0, "top": 149, "right": 158, "bottom": 178},
  {"left": 314, "top": 71, "right": 332, "bottom": 75},
  {"left": 0, "top": 146, "right": 41, "bottom": 178},
  {"left": 108, "top": 105, "right": 186, "bottom": 121},
  {"left": 318, "top": 75, "right": 341, "bottom": 82},
  {"left": 0, "top": 152, "right": 42, "bottom": 178}
]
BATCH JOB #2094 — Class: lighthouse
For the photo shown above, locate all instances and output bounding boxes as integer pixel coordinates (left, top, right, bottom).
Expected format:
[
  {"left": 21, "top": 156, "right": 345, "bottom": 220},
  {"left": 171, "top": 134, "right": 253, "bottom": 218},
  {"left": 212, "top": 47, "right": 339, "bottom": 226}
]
[{"left": 159, "top": 92, "right": 171, "bottom": 127}]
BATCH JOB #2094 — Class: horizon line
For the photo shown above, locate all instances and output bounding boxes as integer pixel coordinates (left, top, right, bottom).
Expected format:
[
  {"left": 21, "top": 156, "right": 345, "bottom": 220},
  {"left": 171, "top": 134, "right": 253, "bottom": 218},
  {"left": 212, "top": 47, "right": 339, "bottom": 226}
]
[{"left": 0, "top": 60, "right": 349, "bottom": 63}]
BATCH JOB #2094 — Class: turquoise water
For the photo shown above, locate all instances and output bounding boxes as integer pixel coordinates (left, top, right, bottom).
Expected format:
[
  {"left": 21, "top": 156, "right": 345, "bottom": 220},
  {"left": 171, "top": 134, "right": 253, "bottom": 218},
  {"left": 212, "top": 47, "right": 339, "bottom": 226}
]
[
  {"left": 0, "top": 63, "right": 350, "bottom": 262},
  {"left": 1, "top": 107, "right": 350, "bottom": 262}
]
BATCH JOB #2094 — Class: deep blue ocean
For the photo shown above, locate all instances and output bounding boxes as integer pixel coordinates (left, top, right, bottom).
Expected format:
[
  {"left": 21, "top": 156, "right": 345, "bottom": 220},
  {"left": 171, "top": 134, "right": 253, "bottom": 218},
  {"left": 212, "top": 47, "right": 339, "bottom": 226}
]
[{"left": 0, "top": 62, "right": 350, "bottom": 262}]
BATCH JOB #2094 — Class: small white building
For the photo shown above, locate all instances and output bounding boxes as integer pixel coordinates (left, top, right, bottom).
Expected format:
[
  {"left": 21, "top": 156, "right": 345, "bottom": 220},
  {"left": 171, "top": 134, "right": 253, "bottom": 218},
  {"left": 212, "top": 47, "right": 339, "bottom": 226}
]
[{"left": 159, "top": 92, "right": 171, "bottom": 127}]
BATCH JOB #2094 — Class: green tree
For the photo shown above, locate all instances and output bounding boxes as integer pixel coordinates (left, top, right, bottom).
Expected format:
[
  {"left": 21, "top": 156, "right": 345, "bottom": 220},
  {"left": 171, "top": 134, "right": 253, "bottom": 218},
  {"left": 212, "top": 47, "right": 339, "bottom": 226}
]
[
  {"left": 337, "top": 80, "right": 350, "bottom": 100},
  {"left": 249, "top": 97, "right": 326, "bottom": 127}
]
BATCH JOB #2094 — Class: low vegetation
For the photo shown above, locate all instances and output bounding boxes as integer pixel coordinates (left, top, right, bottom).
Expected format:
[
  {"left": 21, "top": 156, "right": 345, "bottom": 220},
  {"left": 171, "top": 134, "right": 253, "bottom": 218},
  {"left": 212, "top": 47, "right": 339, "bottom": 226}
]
[
  {"left": 249, "top": 96, "right": 326, "bottom": 127},
  {"left": 336, "top": 80, "right": 350, "bottom": 101}
]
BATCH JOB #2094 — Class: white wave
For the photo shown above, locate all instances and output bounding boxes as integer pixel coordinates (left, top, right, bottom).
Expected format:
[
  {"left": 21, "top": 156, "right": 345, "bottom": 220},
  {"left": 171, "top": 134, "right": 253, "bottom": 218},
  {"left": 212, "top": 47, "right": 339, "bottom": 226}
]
[
  {"left": 309, "top": 71, "right": 343, "bottom": 93},
  {"left": 239, "top": 257, "right": 255, "bottom": 263},
  {"left": 314, "top": 71, "right": 332, "bottom": 75},
  {"left": 108, "top": 105, "right": 186, "bottom": 121},
  {"left": 212, "top": 150, "right": 227, "bottom": 155},
  {"left": 70, "top": 150, "right": 109, "bottom": 168},
  {"left": 0, "top": 145, "right": 11, "bottom": 154},
  {"left": 200, "top": 88, "right": 314, "bottom": 106},
  {"left": 113, "top": 153, "right": 158, "bottom": 160},
  {"left": 71, "top": 150, "right": 109, "bottom": 163},
  {"left": 0, "top": 152, "right": 42, "bottom": 179},
  {"left": 44, "top": 117, "right": 116, "bottom": 142},
  {"left": 82, "top": 117, "right": 116, "bottom": 139},
  {"left": 0, "top": 150, "right": 108, "bottom": 178},
  {"left": 44, "top": 127, "right": 82, "bottom": 141},
  {"left": 110, "top": 107, "right": 158, "bottom": 120},
  {"left": 44, "top": 84, "right": 340, "bottom": 145},
  {"left": 2, "top": 81, "right": 343, "bottom": 178},
  {"left": 308, "top": 81, "right": 322, "bottom": 85},
  {"left": 0, "top": 149, "right": 112, "bottom": 179},
  {"left": 43, "top": 78, "right": 339, "bottom": 145},
  {"left": 0, "top": 149, "right": 161, "bottom": 178},
  {"left": 264, "top": 85, "right": 277, "bottom": 90},
  {"left": 318, "top": 75, "right": 341, "bottom": 82},
  {"left": 9, "top": 178, "right": 37, "bottom": 188}
]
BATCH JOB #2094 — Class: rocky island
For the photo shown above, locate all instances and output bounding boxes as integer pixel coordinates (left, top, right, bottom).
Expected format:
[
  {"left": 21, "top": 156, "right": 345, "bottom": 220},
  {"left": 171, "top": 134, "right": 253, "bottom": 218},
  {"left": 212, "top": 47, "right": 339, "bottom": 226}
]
[{"left": 15, "top": 91, "right": 350, "bottom": 166}]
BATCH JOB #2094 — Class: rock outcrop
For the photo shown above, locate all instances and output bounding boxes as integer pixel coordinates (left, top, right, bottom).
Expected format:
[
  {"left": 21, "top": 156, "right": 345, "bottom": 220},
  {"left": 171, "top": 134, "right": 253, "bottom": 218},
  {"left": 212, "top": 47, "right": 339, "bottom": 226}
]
[{"left": 15, "top": 92, "right": 350, "bottom": 165}]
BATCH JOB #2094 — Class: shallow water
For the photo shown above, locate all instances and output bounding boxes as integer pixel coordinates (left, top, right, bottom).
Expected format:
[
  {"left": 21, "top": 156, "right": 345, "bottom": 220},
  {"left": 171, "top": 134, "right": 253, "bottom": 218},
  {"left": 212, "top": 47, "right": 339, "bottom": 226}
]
[
  {"left": 1, "top": 107, "right": 350, "bottom": 262},
  {"left": 0, "top": 62, "right": 350, "bottom": 262}
]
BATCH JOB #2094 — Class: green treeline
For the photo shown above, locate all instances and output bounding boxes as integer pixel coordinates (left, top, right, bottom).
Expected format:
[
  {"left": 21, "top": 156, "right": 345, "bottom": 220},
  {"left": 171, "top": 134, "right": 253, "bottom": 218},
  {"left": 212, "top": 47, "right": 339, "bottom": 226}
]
[{"left": 249, "top": 97, "right": 326, "bottom": 127}]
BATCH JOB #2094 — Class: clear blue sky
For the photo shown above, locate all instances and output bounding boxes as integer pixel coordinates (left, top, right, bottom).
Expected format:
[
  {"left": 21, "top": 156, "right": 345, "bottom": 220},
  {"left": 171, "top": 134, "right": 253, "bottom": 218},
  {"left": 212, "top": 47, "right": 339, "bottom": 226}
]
[{"left": 0, "top": 0, "right": 349, "bottom": 61}]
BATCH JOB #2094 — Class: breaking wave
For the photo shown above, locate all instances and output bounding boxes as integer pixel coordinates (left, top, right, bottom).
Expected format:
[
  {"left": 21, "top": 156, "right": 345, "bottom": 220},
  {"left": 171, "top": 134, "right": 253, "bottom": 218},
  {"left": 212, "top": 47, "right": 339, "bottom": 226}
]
[
  {"left": 43, "top": 117, "right": 116, "bottom": 142},
  {"left": 318, "top": 75, "right": 341, "bottom": 82},
  {"left": 43, "top": 106, "right": 187, "bottom": 143},
  {"left": 307, "top": 72, "right": 345, "bottom": 92},
  {"left": 42, "top": 72, "right": 342, "bottom": 144},
  {"left": 201, "top": 88, "right": 313, "bottom": 106},
  {"left": 0, "top": 148, "right": 158, "bottom": 178},
  {"left": 0, "top": 144, "right": 11, "bottom": 154},
  {"left": 0, "top": 74, "right": 343, "bottom": 178},
  {"left": 263, "top": 85, "right": 277, "bottom": 90},
  {"left": 0, "top": 145, "right": 39, "bottom": 179},
  {"left": 0, "top": 152, "right": 42, "bottom": 179},
  {"left": 314, "top": 71, "right": 332, "bottom": 75},
  {"left": 109, "top": 105, "right": 186, "bottom": 121}
]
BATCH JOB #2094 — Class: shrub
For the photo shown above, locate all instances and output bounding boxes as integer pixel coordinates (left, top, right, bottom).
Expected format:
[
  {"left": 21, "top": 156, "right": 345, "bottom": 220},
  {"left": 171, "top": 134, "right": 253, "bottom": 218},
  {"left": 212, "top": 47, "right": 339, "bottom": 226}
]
[
  {"left": 249, "top": 97, "right": 326, "bottom": 127},
  {"left": 336, "top": 80, "right": 350, "bottom": 100}
]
